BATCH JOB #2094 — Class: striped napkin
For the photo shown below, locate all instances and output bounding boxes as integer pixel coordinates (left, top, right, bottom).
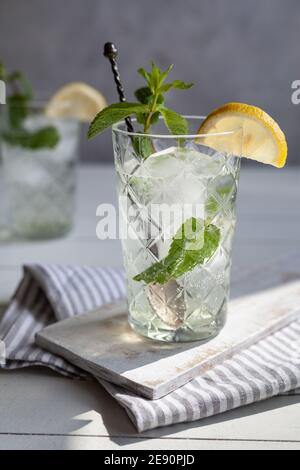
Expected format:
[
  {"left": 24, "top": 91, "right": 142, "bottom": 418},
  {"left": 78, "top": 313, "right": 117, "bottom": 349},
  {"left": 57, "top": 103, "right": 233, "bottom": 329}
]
[{"left": 0, "top": 261, "right": 300, "bottom": 433}]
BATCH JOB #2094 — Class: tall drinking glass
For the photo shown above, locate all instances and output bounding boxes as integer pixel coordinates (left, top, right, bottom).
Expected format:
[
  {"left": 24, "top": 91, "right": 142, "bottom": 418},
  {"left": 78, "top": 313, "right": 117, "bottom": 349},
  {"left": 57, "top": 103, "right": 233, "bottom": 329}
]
[
  {"left": 0, "top": 102, "right": 79, "bottom": 240},
  {"left": 113, "top": 116, "right": 242, "bottom": 342}
]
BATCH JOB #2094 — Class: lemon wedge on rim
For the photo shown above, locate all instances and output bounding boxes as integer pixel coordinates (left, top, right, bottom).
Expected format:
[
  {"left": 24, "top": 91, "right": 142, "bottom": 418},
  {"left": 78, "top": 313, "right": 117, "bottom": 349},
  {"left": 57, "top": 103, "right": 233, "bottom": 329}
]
[
  {"left": 197, "top": 102, "right": 287, "bottom": 168},
  {"left": 45, "top": 82, "right": 107, "bottom": 122}
]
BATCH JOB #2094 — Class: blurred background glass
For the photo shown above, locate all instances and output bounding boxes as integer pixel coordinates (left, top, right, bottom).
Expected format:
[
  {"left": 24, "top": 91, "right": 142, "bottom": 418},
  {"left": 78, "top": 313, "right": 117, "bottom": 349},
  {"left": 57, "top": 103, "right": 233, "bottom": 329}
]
[{"left": 0, "top": 103, "right": 79, "bottom": 240}]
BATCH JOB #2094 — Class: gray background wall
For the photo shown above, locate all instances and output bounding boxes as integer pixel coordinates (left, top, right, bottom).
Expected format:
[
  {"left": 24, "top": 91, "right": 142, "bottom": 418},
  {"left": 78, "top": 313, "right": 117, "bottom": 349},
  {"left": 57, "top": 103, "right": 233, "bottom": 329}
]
[{"left": 0, "top": 0, "right": 299, "bottom": 165}]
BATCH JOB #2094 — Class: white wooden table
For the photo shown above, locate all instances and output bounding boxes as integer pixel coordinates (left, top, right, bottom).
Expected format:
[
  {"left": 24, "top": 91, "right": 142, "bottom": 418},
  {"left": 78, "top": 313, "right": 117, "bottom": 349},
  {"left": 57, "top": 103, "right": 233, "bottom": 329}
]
[{"left": 0, "top": 164, "right": 299, "bottom": 450}]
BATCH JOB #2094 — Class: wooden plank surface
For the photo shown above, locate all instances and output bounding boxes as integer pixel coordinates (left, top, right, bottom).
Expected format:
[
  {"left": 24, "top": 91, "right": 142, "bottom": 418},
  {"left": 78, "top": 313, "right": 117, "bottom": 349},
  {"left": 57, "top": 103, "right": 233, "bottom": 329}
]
[
  {"left": 0, "top": 164, "right": 299, "bottom": 449},
  {"left": 0, "top": 368, "right": 299, "bottom": 447},
  {"left": 0, "top": 435, "right": 299, "bottom": 450}
]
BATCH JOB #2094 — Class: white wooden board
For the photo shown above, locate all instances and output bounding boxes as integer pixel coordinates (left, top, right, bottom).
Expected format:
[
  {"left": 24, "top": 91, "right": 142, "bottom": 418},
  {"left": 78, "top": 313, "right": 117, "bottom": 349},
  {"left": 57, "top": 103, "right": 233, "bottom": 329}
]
[{"left": 36, "top": 280, "right": 300, "bottom": 399}]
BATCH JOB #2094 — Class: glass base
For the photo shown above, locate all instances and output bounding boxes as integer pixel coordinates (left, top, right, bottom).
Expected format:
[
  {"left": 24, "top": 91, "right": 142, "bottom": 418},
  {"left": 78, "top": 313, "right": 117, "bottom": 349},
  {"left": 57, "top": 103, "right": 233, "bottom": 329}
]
[
  {"left": 0, "top": 222, "right": 73, "bottom": 242},
  {"left": 128, "top": 306, "right": 227, "bottom": 343}
]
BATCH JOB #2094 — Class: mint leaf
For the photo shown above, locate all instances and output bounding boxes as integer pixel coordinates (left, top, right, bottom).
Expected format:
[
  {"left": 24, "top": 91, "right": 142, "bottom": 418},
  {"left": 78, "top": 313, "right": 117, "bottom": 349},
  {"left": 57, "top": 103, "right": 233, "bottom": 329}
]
[
  {"left": 135, "top": 87, "right": 152, "bottom": 104},
  {"left": 160, "top": 107, "right": 188, "bottom": 135},
  {"left": 87, "top": 102, "right": 148, "bottom": 138},
  {"left": 159, "top": 80, "right": 193, "bottom": 93},
  {"left": 136, "top": 110, "right": 160, "bottom": 127},
  {"left": 170, "top": 80, "right": 193, "bottom": 90},
  {"left": 136, "top": 112, "right": 148, "bottom": 125},
  {"left": 156, "top": 94, "right": 165, "bottom": 105},
  {"left": 159, "top": 64, "right": 174, "bottom": 84},
  {"left": 138, "top": 67, "right": 151, "bottom": 86},
  {"left": 150, "top": 62, "right": 161, "bottom": 90},
  {"left": 7, "top": 95, "right": 30, "bottom": 129},
  {"left": 149, "top": 110, "right": 161, "bottom": 125},
  {"left": 170, "top": 222, "right": 220, "bottom": 280},
  {"left": 3, "top": 126, "right": 60, "bottom": 150},
  {"left": 158, "top": 83, "right": 173, "bottom": 93},
  {"left": 133, "top": 218, "right": 221, "bottom": 284},
  {"left": 139, "top": 63, "right": 174, "bottom": 95},
  {"left": 132, "top": 135, "right": 153, "bottom": 159}
]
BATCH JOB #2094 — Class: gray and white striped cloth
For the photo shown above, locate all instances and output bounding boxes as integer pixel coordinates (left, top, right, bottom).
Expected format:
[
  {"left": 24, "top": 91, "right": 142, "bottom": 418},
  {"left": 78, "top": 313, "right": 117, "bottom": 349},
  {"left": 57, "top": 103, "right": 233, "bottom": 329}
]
[{"left": 0, "top": 263, "right": 299, "bottom": 433}]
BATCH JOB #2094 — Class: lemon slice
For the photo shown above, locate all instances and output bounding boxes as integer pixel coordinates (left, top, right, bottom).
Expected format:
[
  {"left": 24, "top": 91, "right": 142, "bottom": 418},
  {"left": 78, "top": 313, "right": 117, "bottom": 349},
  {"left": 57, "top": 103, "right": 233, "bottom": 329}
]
[
  {"left": 198, "top": 102, "right": 287, "bottom": 168},
  {"left": 45, "top": 82, "right": 107, "bottom": 122}
]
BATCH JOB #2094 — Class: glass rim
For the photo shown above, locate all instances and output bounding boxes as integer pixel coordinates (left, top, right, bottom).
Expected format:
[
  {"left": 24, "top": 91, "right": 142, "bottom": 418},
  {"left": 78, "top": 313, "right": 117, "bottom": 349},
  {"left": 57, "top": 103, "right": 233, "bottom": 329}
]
[{"left": 112, "top": 115, "right": 242, "bottom": 139}]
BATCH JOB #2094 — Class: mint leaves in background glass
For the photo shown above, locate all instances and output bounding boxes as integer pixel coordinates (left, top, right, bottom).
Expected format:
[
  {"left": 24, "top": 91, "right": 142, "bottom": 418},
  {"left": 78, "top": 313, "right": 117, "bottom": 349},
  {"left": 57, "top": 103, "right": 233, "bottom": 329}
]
[
  {"left": 87, "top": 62, "right": 193, "bottom": 146},
  {"left": 133, "top": 218, "right": 221, "bottom": 285},
  {"left": 0, "top": 61, "right": 60, "bottom": 150},
  {"left": 3, "top": 126, "right": 60, "bottom": 150}
]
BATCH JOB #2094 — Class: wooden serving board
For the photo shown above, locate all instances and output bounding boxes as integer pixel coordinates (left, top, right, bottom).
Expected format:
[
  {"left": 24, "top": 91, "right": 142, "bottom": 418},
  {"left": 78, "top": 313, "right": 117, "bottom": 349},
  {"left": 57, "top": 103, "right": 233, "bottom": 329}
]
[{"left": 36, "top": 273, "right": 300, "bottom": 399}]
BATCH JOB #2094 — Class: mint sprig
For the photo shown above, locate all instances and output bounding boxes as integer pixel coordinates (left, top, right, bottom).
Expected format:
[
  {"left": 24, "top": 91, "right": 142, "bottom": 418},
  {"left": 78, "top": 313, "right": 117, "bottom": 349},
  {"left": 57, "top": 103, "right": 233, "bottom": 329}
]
[
  {"left": 7, "top": 94, "right": 30, "bottom": 129},
  {"left": 88, "top": 61, "right": 222, "bottom": 286},
  {"left": 3, "top": 126, "right": 60, "bottom": 150},
  {"left": 0, "top": 62, "right": 60, "bottom": 150},
  {"left": 160, "top": 107, "right": 188, "bottom": 136},
  {"left": 133, "top": 218, "right": 220, "bottom": 285},
  {"left": 87, "top": 62, "right": 193, "bottom": 147}
]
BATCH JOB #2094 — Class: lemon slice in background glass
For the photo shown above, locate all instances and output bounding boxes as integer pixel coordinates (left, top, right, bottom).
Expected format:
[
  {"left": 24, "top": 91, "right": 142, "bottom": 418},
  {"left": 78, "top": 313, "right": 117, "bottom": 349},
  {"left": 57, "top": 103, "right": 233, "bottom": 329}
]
[
  {"left": 46, "top": 82, "right": 107, "bottom": 122},
  {"left": 198, "top": 102, "right": 288, "bottom": 168}
]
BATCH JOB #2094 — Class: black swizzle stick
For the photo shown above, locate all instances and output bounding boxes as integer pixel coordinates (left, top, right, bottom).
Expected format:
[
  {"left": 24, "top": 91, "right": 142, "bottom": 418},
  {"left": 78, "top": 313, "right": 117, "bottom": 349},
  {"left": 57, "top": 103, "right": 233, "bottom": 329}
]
[{"left": 103, "top": 42, "right": 134, "bottom": 133}]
